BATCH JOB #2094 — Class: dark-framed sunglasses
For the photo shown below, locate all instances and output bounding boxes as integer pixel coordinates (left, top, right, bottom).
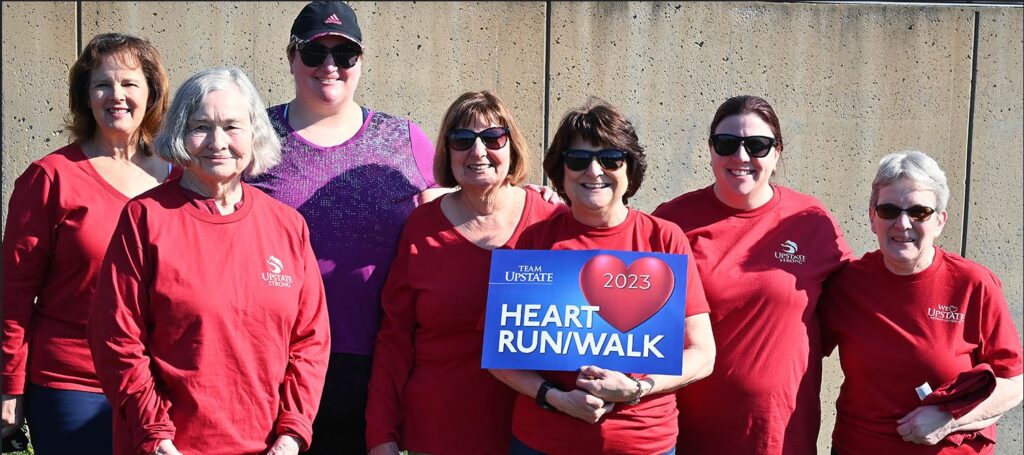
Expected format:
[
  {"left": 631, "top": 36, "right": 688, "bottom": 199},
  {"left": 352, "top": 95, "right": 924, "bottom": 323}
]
[
  {"left": 446, "top": 127, "right": 510, "bottom": 151},
  {"left": 297, "top": 41, "right": 361, "bottom": 68},
  {"left": 561, "top": 149, "right": 628, "bottom": 172},
  {"left": 709, "top": 134, "right": 776, "bottom": 158},
  {"left": 874, "top": 204, "right": 936, "bottom": 221}
]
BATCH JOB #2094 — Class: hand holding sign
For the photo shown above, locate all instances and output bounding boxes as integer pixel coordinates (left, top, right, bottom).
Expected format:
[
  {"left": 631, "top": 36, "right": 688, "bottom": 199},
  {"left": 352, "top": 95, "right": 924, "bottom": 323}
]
[
  {"left": 575, "top": 365, "right": 639, "bottom": 403},
  {"left": 579, "top": 255, "right": 675, "bottom": 332}
]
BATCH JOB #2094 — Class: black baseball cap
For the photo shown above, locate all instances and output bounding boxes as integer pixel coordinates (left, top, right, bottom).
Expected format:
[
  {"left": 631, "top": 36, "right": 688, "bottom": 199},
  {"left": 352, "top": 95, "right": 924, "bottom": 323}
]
[{"left": 290, "top": 1, "right": 363, "bottom": 48}]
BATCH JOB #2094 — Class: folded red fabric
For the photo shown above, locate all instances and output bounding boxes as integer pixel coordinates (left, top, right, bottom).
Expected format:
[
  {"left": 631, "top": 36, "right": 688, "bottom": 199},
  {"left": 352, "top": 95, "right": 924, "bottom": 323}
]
[{"left": 920, "top": 363, "right": 997, "bottom": 445}]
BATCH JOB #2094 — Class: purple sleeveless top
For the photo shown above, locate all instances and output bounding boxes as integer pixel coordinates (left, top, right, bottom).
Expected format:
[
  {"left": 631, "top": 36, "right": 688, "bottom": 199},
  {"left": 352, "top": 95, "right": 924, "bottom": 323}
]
[{"left": 248, "top": 104, "right": 436, "bottom": 355}]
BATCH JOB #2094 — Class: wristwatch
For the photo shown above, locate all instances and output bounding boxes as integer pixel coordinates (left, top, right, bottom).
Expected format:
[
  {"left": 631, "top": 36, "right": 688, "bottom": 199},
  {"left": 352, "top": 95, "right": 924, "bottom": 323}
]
[{"left": 536, "top": 381, "right": 557, "bottom": 411}]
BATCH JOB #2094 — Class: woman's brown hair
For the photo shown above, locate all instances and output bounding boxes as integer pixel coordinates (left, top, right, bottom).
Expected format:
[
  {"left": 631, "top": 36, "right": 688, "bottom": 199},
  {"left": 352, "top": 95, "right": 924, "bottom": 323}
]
[
  {"left": 433, "top": 90, "right": 530, "bottom": 187},
  {"left": 543, "top": 97, "right": 647, "bottom": 205},
  {"left": 66, "top": 33, "right": 170, "bottom": 155}
]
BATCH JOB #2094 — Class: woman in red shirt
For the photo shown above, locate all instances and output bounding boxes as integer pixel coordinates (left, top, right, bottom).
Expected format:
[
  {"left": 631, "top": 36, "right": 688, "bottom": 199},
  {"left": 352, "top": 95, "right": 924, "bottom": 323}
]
[
  {"left": 491, "top": 98, "right": 716, "bottom": 455},
  {"left": 366, "top": 91, "right": 563, "bottom": 455},
  {"left": 88, "top": 67, "right": 330, "bottom": 455},
  {"left": 653, "top": 95, "right": 852, "bottom": 455},
  {"left": 820, "top": 151, "right": 1023, "bottom": 454},
  {"left": 1, "top": 33, "right": 174, "bottom": 454}
]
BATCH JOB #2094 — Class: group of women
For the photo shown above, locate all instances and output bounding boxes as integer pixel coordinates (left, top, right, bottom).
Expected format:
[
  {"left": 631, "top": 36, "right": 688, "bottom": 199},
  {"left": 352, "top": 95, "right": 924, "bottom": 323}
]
[{"left": 2, "top": 1, "right": 1021, "bottom": 454}]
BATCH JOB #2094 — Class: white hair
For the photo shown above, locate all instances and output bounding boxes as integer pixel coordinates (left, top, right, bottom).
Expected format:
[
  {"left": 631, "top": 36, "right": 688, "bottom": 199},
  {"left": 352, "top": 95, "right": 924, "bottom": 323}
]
[
  {"left": 155, "top": 67, "right": 280, "bottom": 177},
  {"left": 870, "top": 150, "right": 950, "bottom": 212}
]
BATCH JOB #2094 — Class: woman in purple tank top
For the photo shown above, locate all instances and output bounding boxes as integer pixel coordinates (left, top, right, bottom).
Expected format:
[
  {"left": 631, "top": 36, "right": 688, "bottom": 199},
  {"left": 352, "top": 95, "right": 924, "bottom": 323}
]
[{"left": 246, "top": 3, "right": 443, "bottom": 453}]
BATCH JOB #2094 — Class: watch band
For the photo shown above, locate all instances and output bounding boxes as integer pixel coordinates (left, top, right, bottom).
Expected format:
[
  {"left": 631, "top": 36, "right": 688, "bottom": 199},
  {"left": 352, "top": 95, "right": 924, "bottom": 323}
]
[{"left": 536, "top": 381, "right": 556, "bottom": 411}]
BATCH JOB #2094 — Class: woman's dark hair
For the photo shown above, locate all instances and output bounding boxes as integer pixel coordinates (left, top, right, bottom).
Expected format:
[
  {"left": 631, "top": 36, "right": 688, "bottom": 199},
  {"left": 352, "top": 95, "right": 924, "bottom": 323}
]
[
  {"left": 66, "top": 33, "right": 170, "bottom": 155},
  {"left": 543, "top": 97, "right": 647, "bottom": 205},
  {"left": 708, "top": 95, "right": 784, "bottom": 152}
]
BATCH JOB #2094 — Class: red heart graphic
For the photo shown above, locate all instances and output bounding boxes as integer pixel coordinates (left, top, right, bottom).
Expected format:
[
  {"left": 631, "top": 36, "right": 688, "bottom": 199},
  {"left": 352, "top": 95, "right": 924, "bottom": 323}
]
[{"left": 579, "top": 255, "right": 675, "bottom": 333}]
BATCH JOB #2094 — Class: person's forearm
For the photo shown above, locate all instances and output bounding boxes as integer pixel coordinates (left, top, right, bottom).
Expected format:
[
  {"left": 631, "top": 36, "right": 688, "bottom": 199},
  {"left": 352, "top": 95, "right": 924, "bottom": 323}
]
[
  {"left": 948, "top": 376, "right": 1023, "bottom": 432},
  {"left": 490, "top": 369, "right": 545, "bottom": 398}
]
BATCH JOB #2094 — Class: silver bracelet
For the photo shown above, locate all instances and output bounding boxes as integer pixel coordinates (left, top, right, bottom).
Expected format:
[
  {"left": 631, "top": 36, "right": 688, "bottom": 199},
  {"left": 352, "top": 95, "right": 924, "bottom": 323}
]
[{"left": 626, "top": 376, "right": 643, "bottom": 405}]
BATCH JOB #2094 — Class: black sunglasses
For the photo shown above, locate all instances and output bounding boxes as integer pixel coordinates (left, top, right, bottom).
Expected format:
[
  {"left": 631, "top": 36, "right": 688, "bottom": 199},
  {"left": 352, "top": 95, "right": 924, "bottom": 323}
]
[
  {"left": 709, "top": 134, "right": 776, "bottom": 158},
  {"left": 447, "top": 127, "right": 510, "bottom": 151},
  {"left": 874, "top": 204, "right": 936, "bottom": 221},
  {"left": 562, "top": 149, "right": 628, "bottom": 172},
  {"left": 297, "top": 41, "right": 361, "bottom": 68}
]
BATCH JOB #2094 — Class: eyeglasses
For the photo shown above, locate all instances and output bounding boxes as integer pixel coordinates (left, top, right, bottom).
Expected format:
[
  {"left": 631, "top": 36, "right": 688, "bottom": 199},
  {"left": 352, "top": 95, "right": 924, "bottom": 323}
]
[
  {"left": 709, "top": 134, "right": 776, "bottom": 158},
  {"left": 297, "top": 41, "right": 361, "bottom": 68},
  {"left": 874, "top": 203, "right": 936, "bottom": 221},
  {"left": 561, "top": 149, "right": 628, "bottom": 172},
  {"left": 446, "top": 127, "right": 510, "bottom": 151}
]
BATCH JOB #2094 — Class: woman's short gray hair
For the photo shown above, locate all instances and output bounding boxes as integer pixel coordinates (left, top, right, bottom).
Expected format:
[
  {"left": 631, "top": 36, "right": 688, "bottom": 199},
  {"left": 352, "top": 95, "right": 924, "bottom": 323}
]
[
  {"left": 870, "top": 150, "right": 949, "bottom": 212},
  {"left": 155, "top": 67, "right": 280, "bottom": 178}
]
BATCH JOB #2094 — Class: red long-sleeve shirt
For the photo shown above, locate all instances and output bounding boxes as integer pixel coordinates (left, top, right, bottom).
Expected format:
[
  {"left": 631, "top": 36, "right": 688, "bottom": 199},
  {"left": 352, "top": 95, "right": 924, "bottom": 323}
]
[
  {"left": 88, "top": 181, "right": 330, "bottom": 455},
  {"left": 366, "top": 189, "right": 563, "bottom": 453},
  {"left": 2, "top": 144, "right": 178, "bottom": 395}
]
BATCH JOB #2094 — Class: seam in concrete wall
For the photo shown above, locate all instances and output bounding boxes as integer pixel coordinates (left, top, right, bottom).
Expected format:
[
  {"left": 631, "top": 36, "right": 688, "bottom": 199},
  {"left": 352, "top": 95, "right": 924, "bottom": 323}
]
[
  {"left": 543, "top": 0, "right": 552, "bottom": 187},
  {"left": 76, "top": 0, "right": 82, "bottom": 55},
  {"left": 962, "top": 10, "right": 981, "bottom": 257}
]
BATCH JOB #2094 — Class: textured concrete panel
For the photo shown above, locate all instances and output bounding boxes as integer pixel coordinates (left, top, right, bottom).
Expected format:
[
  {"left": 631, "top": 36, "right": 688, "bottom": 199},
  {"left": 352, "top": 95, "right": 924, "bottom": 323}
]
[
  {"left": 1, "top": 1, "right": 78, "bottom": 229},
  {"left": 81, "top": 1, "right": 300, "bottom": 121},
  {"left": 81, "top": 1, "right": 548, "bottom": 184},
  {"left": 970, "top": 8, "right": 1024, "bottom": 454},
  {"left": 548, "top": 1, "right": 974, "bottom": 258},
  {"left": 351, "top": 2, "right": 548, "bottom": 184}
]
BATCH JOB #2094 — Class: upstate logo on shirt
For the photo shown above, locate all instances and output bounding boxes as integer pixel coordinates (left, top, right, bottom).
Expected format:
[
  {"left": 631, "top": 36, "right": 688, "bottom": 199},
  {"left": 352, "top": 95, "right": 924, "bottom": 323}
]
[
  {"left": 262, "top": 255, "right": 293, "bottom": 288},
  {"left": 774, "top": 239, "right": 806, "bottom": 265},
  {"left": 927, "top": 303, "right": 965, "bottom": 323}
]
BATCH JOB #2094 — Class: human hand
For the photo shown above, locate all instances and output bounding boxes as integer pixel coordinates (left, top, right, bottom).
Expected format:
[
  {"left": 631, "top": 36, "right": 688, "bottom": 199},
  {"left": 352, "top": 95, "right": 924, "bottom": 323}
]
[
  {"left": 266, "top": 435, "right": 301, "bottom": 455},
  {"left": 549, "top": 388, "right": 614, "bottom": 423},
  {"left": 522, "top": 184, "right": 563, "bottom": 205},
  {"left": 367, "top": 441, "right": 400, "bottom": 455},
  {"left": 154, "top": 439, "right": 184, "bottom": 455},
  {"left": 575, "top": 365, "right": 639, "bottom": 403},
  {"left": 1, "top": 395, "right": 24, "bottom": 438},
  {"left": 416, "top": 187, "right": 457, "bottom": 206},
  {"left": 896, "top": 405, "right": 955, "bottom": 445}
]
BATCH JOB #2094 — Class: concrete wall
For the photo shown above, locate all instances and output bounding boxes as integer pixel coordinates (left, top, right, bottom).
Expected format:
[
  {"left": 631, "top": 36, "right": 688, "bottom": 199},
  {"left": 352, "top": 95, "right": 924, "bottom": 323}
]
[{"left": 2, "top": 1, "right": 1022, "bottom": 452}]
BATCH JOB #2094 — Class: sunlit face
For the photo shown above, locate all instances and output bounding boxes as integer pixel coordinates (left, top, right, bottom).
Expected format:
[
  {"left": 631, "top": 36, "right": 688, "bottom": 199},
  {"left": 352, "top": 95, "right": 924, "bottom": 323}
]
[
  {"left": 870, "top": 179, "right": 947, "bottom": 275},
  {"left": 183, "top": 85, "right": 254, "bottom": 185},
  {"left": 290, "top": 35, "right": 362, "bottom": 108},
  {"left": 88, "top": 53, "right": 149, "bottom": 141},
  {"left": 562, "top": 137, "right": 628, "bottom": 218},
  {"left": 710, "top": 113, "right": 779, "bottom": 208},
  {"left": 449, "top": 116, "right": 511, "bottom": 191}
]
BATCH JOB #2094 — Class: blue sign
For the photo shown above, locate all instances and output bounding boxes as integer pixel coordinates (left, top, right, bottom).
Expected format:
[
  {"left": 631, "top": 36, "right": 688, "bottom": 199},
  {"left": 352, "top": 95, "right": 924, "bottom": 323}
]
[{"left": 481, "top": 249, "right": 688, "bottom": 375}]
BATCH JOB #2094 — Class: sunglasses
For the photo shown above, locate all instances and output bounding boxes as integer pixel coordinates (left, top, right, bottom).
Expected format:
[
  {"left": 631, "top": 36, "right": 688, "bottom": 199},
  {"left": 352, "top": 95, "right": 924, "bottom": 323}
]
[
  {"left": 447, "top": 127, "right": 510, "bottom": 151},
  {"left": 297, "top": 41, "right": 361, "bottom": 68},
  {"left": 709, "top": 134, "right": 776, "bottom": 158},
  {"left": 562, "top": 149, "right": 628, "bottom": 172},
  {"left": 874, "top": 203, "right": 936, "bottom": 221}
]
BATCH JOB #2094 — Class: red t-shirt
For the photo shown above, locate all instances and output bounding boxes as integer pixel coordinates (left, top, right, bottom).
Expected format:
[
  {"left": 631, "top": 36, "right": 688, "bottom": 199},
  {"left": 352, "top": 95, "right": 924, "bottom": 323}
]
[
  {"left": 2, "top": 144, "right": 178, "bottom": 394},
  {"left": 653, "top": 185, "right": 852, "bottom": 454},
  {"left": 820, "top": 248, "right": 1023, "bottom": 454},
  {"left": 509, "top": 208, "right": 710, "bottom": 455},
  {"left": 87, "top": 181, "right": 330, "bottom": 455},
  {"left": 366, "top": 189, "right": 563, "bottom": 454}
]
